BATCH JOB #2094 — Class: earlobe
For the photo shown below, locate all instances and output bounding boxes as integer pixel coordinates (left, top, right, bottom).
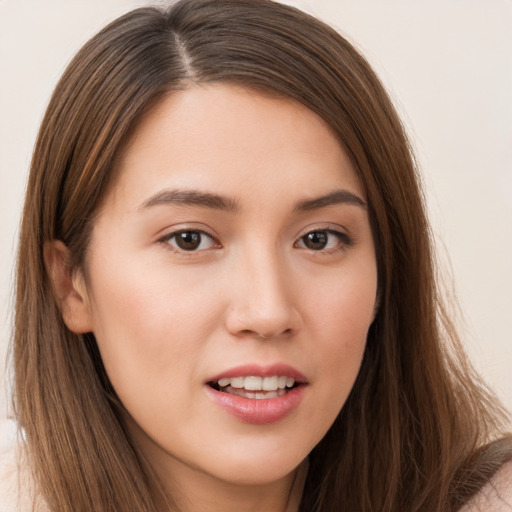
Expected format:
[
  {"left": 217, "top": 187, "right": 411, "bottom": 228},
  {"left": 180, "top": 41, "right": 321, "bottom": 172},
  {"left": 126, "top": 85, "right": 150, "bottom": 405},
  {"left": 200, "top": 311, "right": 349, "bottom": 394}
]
[{"left": 44, "top": 240, "right": 94, "bottom": 334}]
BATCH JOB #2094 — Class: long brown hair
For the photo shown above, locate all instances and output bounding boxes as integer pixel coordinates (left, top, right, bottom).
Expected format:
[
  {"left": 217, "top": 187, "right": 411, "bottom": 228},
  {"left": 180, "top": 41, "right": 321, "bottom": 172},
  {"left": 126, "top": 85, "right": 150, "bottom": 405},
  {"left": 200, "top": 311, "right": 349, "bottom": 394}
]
[{"left": 13, "top": 1, "right": 511, "bottom": 511}]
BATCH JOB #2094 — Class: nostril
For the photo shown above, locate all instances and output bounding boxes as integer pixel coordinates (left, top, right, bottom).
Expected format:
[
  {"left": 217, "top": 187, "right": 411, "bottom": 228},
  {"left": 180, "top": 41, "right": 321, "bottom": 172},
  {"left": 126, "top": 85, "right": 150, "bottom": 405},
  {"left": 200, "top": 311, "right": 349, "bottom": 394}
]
[
  {"left": 225, "top": 303, "right": 301, "bottom": 340},
  {"left": 258, "top": 328, "right": 293, "bottom": 339}
]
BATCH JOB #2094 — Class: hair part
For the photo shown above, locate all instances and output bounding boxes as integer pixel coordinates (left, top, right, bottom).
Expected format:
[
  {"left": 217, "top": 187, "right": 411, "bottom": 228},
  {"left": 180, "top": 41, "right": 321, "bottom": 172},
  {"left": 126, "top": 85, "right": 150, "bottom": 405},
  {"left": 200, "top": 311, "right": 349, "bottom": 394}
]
[{"left": 13, "top": 1, "right": 511, "bottom": 511}]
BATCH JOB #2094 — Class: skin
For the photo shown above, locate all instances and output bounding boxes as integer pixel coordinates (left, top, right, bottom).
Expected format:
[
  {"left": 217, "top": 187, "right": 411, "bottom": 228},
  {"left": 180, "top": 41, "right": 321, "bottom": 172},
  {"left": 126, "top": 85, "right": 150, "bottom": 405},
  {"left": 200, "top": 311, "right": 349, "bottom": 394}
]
[
  {"left": 51, "top": 84, "right": 378, "bottom": 512},
  {"left": 461, "top": 462, "right": 512, "bottom": 511}
]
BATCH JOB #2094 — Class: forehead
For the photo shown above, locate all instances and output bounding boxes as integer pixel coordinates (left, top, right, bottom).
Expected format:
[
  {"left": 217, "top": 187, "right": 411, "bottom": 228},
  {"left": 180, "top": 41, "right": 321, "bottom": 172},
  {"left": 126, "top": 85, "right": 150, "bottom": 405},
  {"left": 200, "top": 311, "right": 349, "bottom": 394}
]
[{"left": 108, "top": 84, "right": 363, "bottom": 212}]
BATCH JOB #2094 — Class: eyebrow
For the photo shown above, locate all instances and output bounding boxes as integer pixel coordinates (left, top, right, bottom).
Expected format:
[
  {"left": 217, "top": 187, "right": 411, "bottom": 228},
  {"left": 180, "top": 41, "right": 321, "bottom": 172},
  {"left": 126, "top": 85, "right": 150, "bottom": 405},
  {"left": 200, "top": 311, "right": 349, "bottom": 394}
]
[
  {"left": 140, "top": 189, "right": 240, "bottom": 212},
  {"left": 293, "top": 189, "right": 366, "bottom": 212},
  {"left": 139, "top": 188, "right": 366, "bottom": 213}
]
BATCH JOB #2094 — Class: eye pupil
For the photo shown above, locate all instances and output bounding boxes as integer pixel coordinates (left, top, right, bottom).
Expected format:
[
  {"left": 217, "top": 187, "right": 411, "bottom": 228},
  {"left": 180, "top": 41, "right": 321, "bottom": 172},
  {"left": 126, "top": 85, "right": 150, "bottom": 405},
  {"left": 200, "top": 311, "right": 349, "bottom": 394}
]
[
  {"left": 304, "top": 231, "right": 328, "bottom": 250},
  {"left": 176, "top": 231, "right": 201, "bottom": 250}
]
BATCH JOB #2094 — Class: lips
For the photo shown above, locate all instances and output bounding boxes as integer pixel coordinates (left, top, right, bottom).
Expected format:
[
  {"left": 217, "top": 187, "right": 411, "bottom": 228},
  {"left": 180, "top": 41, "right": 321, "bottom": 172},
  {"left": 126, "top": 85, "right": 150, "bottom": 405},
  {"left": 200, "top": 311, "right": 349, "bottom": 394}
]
[{"left": 205, "top": 364, "right": 307, "bottom": 424}]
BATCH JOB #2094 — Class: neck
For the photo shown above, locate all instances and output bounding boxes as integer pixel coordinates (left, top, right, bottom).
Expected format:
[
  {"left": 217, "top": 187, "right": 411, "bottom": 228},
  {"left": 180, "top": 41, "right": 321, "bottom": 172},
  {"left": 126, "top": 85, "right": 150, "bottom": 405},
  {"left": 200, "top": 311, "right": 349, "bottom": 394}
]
[{"left": 153, "top": 458, "right": 308, "bottom": 512}]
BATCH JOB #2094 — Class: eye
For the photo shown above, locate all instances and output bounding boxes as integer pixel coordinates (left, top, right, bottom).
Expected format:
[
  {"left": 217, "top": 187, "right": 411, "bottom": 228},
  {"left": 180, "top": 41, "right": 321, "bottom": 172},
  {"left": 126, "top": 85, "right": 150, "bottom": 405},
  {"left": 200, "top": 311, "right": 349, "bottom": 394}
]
[
  {"left": 163, "top": 230, "right": 218, "bottom": 252},
  {"left": 296, "top": 229, "right": 350, "bottom": 251}
]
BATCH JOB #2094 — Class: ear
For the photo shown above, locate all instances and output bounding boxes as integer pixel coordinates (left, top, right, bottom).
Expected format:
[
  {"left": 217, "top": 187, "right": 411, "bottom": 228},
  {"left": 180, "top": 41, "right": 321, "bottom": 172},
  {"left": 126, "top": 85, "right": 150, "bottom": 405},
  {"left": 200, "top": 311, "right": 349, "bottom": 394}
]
[{"left": 44, "top": 240, "right": 94, "bottom": 334}]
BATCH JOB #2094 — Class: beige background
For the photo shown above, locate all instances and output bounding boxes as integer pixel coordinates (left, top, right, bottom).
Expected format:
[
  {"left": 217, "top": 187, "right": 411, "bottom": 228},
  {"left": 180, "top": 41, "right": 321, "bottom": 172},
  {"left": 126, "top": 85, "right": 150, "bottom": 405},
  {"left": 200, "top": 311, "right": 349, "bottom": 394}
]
[{"left": 1, "top": 0, "right": 511, "bottom": 419}]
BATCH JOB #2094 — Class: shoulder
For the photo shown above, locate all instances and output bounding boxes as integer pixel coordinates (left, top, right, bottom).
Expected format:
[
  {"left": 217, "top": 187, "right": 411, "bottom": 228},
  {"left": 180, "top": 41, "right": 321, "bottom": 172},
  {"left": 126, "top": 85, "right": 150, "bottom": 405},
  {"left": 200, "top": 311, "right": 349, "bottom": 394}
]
[
  {"left": 0, "top": 417, "right": 24, "bottom": 512},
  {"left": 0, "top": 418, "right": 47, "bottom": 512},
  {"left": 461, "top": 460, "right": 512, "bottom": 511}
]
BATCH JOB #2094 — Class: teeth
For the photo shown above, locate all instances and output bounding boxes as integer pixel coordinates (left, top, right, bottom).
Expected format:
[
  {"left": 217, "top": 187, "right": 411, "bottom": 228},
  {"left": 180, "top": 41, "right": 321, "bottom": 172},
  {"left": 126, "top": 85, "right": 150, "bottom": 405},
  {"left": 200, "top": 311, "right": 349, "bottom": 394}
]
[
  {"left": 228, "top": 388, "right": 287, "bottom": 399},
  {"left": 262, "top": 376, "right": 278, "bottom": 390},
  {"left": 216, "top": 375, "right": 296, "bottom": 391},
  {"left": 230, "top": 377, "right": 244, "bottom": 389},
  {"left": 244, "top": 376, "right": 262, "bottom": 391}
]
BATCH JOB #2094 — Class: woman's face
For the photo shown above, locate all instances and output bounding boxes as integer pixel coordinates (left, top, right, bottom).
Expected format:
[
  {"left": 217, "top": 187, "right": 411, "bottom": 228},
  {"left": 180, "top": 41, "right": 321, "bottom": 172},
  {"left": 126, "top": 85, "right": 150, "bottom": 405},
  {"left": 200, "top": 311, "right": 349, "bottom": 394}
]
[{"left": 72, "top": 85, "right": 377, "bottom": 489}]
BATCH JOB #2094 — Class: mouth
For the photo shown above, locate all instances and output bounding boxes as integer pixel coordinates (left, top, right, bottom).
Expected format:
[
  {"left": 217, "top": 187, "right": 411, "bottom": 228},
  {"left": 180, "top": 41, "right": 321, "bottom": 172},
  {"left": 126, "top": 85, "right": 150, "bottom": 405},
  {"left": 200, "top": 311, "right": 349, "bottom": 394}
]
[
  {"left": 207, "top": 375, "right": 301, "bottom": 399},
  {"left": 205, "top": 364, "right": 308, "bottom": 423}
]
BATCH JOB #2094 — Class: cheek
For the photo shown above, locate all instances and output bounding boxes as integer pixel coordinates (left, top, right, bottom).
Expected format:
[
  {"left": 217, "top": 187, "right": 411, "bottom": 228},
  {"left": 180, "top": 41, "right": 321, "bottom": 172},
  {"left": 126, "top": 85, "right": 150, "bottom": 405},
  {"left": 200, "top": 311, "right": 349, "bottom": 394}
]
[
  {"left": 302, "top": 261, "right": 376, "bottom": 402},
  {"left": 85, "top": 262, "right": 229, "bottom": 444},
  {"left": 305, "top": 259, "right": 377, "bottom": 341},
  {"left": 86, "top": 257, "right": 223, "bottom": 395}
]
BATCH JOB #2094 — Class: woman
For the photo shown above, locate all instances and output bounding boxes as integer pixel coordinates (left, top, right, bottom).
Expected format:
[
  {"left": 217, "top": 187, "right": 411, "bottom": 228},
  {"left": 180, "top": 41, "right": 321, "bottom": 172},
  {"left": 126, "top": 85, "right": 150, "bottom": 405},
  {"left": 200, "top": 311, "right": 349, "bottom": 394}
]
[{"left": 4, "top": 0, "right": 511, "bottom": 510}]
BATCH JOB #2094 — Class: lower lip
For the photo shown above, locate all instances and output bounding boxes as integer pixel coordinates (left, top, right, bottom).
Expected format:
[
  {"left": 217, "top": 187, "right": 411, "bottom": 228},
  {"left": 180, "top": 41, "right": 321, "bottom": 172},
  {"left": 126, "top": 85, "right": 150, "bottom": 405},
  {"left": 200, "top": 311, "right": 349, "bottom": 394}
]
[{"left": 205, "top": 385, "right": 306, "bottom": 424}]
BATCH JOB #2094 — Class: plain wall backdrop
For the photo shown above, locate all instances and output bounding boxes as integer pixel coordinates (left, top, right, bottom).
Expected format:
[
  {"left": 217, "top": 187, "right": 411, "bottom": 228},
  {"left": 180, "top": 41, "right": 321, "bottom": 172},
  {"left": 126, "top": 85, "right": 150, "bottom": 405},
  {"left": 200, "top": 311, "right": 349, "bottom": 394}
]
[{"left": 1, "top": 0, "right": 511, "bottom": 419}]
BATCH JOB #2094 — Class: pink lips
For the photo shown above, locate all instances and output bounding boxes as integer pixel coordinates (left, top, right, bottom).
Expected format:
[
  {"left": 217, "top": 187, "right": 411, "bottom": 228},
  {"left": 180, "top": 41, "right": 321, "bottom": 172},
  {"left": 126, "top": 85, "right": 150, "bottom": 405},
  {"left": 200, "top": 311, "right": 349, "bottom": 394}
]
[{"left": 205, "top": 364, "right": 307, "bottom": 425}]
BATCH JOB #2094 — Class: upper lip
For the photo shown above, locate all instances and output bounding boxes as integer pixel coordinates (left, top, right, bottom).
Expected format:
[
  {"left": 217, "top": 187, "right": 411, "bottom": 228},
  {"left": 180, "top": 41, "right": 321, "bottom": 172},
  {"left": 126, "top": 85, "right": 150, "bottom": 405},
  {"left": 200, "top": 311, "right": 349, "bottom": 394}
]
[{"left": 206, "top": 363, "right": 308, "bottom": 384}]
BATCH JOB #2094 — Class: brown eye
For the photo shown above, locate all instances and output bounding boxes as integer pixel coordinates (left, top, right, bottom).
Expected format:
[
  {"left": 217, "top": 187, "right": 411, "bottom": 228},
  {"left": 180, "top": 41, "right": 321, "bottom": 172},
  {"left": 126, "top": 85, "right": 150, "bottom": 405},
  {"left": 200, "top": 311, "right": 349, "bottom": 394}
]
[
  {"left": 165, "top": 230, "right": 217, "bottom": 252},
  {"left": 175, "top": 231, "right": 201, "bottom": 250},
  {"left": 296, "top": 229, "right": 351, "bottom": 251},
  {"left": 302, "top": 231, "right": 329, "bottom": 250}
]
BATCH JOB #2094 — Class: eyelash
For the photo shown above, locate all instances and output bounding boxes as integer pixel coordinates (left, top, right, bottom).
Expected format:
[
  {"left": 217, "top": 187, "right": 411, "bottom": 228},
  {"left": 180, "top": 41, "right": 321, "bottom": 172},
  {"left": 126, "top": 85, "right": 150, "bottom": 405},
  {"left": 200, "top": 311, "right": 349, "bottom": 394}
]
[
  {"left": 294, "top": 228, "right": 353, "bottom": 253},
  {"left": 158, "top": 227, "right": 353, "bottom": 255},
  {"left": 159, "top": 229, "right": 220, "bottom": 253}
]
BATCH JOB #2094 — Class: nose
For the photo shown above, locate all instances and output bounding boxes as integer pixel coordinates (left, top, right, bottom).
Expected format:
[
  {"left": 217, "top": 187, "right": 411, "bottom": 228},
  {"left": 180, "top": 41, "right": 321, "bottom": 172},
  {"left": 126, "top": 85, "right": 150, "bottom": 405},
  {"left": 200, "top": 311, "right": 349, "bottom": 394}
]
[{"left": 224, "top": 249, "right": 301, "bottom": 339}]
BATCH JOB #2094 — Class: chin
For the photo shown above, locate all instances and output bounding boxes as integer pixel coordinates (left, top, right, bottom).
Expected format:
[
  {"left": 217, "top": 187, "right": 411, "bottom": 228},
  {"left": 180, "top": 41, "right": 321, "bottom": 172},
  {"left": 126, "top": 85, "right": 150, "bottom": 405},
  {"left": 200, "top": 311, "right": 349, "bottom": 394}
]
[
  {"left": 211, "top": 459, "right": 304, "bottom": 487},
  {"left": 198, "top": 439, "right": 310, "bottom": 486}
]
